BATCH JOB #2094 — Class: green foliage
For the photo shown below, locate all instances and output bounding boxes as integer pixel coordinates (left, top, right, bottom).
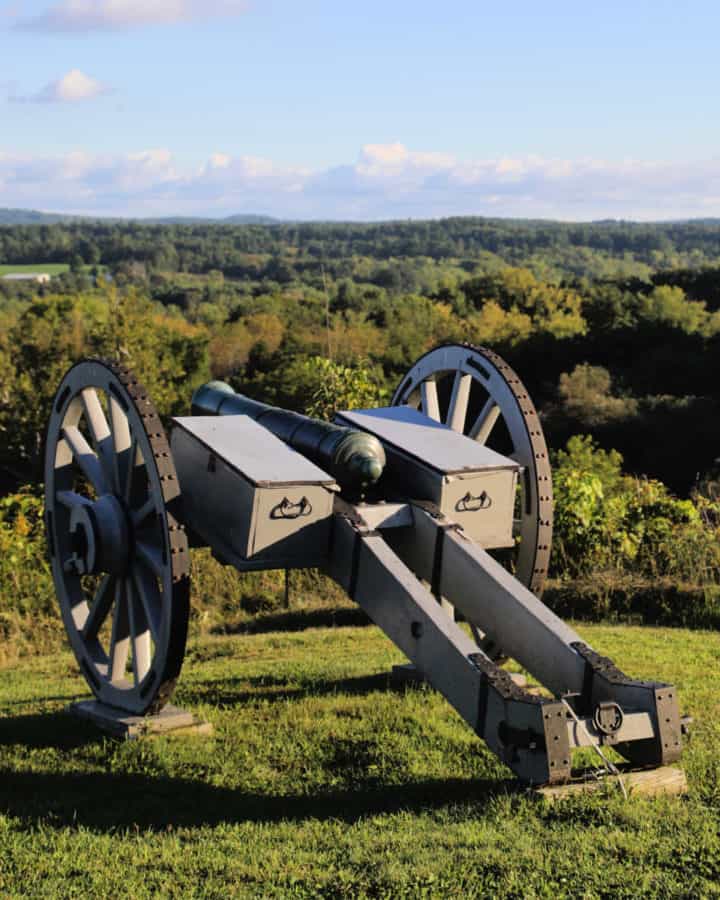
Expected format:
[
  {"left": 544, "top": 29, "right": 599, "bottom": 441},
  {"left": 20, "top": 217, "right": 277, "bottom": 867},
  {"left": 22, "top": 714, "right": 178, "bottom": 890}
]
[
  {"left": 464, "top": 267, "right": 588, "bottom": 339},
  {"left": 466, "top": 300, "right": 533, "bottom": 346},
  {"left": 244, "top": 353, "right": 388, "bottom": 419},
  {"left": 554, "top": 434, "right": 626, "bottom": 495},
  {"left": 0, "top": 287, "right": 210, "bottom": 478},
  {"left": 552, "top": 435, "right": 720, "bottom": 580},
  {"left": 545, "top": 576, "right": 720, "bottom": 628},
  {"left": 557, "top": 365, "right": 638, "bottom": 426},
  {"left": 6, "top": 220, "right": 720, "bottom": 620},
  {"left": 639, "top": 284, "right": 720, "bottom": 335},
  {"left": 5, "top": 220, "right": 720, "bottom": 492},
  {"left": 105, "top": 288, "right": 211, "bottom": 415},
  {"left": 0, "top": 487, "right": 54, "bottom": 626},
  {"left": 302, "top": 357, "right": 389, "bottom": 420}
]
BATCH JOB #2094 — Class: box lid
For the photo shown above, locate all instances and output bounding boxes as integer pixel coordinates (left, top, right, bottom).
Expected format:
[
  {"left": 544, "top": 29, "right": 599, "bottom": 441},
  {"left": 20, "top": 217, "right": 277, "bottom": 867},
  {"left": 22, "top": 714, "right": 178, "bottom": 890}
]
[
  {"left": 172, "top": 416, "right": 338, "bottom": 487},
  {"left": 336, "top": 406, "right": 519, "bottom": 475}
]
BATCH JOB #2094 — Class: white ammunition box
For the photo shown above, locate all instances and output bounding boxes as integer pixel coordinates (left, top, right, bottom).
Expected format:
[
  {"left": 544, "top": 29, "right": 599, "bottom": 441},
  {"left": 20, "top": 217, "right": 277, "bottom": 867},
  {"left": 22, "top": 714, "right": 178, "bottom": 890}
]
[
  {"left": 335, "top": 407, "right": 520, "bottom": 548},
  {"left": 171, "top": 416, "right": 338, "bottom": 568}
]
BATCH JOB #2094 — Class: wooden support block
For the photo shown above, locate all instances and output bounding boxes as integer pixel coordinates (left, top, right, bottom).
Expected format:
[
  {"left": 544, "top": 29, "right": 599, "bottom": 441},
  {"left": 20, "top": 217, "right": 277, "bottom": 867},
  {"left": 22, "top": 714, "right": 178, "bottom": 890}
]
[
  {"left": 68, "top": 700, "right": 213, "bottom": 740},
  {"left": 535, "top": 765, "right": 687, "bottom": 802}
]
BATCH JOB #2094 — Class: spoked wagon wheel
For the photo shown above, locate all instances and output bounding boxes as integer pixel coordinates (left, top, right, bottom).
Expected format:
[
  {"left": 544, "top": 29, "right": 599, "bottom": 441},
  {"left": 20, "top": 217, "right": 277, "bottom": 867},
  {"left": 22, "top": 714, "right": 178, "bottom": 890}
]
[
  {"left": 393, "top": 343, "right": 553, "bottom": 658},
  {"left": 44, "top": 359, "right": 190, "bottom": 715}
]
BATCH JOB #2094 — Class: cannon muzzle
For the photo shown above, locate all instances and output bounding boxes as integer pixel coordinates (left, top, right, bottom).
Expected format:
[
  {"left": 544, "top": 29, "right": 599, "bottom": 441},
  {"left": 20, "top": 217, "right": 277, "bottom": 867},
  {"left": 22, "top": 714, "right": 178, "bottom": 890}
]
[{"left": 192, "top": 381, "right": 386, "bottom": 490}]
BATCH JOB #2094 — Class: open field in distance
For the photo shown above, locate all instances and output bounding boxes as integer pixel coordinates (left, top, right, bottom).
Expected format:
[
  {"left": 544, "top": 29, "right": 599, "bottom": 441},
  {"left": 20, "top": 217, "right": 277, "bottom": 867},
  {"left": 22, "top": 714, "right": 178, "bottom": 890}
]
[{"left": 0, "top": 263, "right": 70, "bottom": 276}]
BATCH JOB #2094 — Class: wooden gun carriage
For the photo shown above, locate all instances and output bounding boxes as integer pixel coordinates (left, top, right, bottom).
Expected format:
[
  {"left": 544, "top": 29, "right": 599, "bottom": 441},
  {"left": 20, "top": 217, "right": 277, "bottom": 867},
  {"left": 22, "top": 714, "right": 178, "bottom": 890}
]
[{"left": 44, "top": 344, "right": 683, "bottom": 785}]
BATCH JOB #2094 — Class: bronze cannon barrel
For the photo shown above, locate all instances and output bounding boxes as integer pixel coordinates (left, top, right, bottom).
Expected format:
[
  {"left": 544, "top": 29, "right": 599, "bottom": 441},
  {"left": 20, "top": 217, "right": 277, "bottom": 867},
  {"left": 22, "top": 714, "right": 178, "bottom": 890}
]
[{"left": 191, "top": 381, "right": 386, "bottom": 490}]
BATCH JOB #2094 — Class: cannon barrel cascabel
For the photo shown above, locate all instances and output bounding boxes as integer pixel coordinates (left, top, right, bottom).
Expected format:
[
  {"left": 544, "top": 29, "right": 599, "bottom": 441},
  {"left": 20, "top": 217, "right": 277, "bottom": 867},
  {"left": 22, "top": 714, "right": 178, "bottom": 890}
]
[{"left": 191, "top": 381, "right": 386, "bottom": 490}]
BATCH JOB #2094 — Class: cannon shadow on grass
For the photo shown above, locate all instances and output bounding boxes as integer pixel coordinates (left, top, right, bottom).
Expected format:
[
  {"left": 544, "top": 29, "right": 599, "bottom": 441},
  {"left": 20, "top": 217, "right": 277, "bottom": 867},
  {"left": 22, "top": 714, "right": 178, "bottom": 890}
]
[
  {"left": 178, "top": 671, "right": 409, "bottom": 708},
  {"left": 0, "top": 682, "right": 509, "bottom": 832},
  {"left": 0, "top": 768, "right": 517, "bottom": 832},
  {"left": 0, "top": 712, "right": 101, "bottom": 750},
  {"left": 211, "top": 606, "right": 372, "bottom": 636}
]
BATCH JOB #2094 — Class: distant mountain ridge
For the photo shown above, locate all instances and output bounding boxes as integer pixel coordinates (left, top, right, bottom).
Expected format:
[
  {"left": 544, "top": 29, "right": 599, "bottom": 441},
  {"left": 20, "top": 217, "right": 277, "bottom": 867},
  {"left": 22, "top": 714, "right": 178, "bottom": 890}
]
[
  {"left": 2, "top": 207, "right": 720, "bottom": 228},
  {"left": 0, "top": 208, "right": 282, "bottom": 226},
  {"left": 0, "top": 208, "right": 84, "bottom": 225},
  {"left": 145, "top": 214, "right": 282, "bottom": 225}
]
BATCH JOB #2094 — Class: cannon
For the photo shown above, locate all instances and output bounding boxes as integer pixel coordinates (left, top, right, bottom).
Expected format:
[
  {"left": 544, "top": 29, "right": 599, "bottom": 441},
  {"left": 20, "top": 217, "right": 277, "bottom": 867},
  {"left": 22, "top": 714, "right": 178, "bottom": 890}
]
[{"left": 44, "top": 344, "right": 683, "bottom": 785}]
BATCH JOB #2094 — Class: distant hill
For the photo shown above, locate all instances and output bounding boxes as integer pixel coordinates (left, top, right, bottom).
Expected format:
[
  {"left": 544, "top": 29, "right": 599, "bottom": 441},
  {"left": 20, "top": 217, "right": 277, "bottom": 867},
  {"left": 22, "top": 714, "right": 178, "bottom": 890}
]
[
  {"left": 3, "top": 207, "right": 720, "bottom": 229},
  {"left": 0, "top": 208, "right": 86, "bottom": 225},
  {"left": 144, "top": 214, "right": 281, "bottom": 225},
  {"left": 221, "top": 214, "right": 281, "bottom": 225},
  {"left": 0, "top": 208, "right": 282, "bottom": 226}
]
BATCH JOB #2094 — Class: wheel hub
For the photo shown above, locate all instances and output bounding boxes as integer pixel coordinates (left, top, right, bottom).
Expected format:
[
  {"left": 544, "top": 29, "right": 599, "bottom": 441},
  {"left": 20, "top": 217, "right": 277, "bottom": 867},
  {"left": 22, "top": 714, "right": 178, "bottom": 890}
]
[{"left": 67, "top": 494, "right": 131, "bottom": 576}]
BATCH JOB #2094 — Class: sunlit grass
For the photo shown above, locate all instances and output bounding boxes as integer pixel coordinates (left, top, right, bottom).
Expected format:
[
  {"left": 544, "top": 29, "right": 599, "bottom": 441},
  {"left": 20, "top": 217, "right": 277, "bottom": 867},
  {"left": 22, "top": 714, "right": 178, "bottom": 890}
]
[{"left": 1, "top": 618, "right": 719, "bottom": 897}]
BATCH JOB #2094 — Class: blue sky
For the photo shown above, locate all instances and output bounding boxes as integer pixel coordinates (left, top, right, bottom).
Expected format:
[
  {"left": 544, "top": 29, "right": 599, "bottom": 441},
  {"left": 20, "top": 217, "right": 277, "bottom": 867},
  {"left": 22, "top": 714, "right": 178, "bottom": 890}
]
[{"left": 1, "top": 0, "right": 719, "bottom": 219}]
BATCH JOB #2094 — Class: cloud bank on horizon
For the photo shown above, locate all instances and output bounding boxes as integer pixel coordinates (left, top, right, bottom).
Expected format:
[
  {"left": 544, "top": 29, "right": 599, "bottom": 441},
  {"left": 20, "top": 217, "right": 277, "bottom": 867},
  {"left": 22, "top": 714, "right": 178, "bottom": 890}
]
[
  {"left": 15, "top": 0, "right": 249, "bottom": 31},
  {"left": 0, "top": 143, "right": 719, "bottom": 221}
]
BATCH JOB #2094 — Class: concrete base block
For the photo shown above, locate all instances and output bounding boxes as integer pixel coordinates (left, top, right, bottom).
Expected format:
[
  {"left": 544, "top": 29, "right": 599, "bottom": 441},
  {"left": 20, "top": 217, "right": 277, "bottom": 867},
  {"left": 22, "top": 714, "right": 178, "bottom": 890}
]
[{"left": 68, "top": 700, "right": 213, "bottom": 740}]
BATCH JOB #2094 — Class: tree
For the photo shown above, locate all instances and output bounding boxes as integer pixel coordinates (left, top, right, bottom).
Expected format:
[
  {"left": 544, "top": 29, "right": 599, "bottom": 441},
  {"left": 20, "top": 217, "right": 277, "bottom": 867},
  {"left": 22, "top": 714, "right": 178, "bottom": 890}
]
[
  {"left": 558, "top": 364, "right": 637, "bottom": 426},
  {"left": 0, "top": 287, "right": 210, "bottom": 480},
  {"left": 302, "top": 357, "right": 388, "bottom": 420}
]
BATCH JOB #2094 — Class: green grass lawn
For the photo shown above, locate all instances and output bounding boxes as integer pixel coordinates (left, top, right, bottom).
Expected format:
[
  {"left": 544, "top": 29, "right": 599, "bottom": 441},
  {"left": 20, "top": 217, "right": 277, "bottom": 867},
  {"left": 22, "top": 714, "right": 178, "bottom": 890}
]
[
  {"left": 0, "top": 263, "right": 69, "bottom": 276},
  {"left": 1, "top": 618, "right": 719, "bottom": 898}
]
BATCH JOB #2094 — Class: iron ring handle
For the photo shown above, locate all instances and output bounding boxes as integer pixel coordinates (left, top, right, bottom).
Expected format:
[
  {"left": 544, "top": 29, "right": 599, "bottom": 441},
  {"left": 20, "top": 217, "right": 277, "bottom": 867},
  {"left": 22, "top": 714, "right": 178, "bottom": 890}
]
[
  {"left": 456, "top": 491, "right": 492, "bottom": 513},
  {"left": 271, "top": 496, "right": 313, "bottom": 520}
]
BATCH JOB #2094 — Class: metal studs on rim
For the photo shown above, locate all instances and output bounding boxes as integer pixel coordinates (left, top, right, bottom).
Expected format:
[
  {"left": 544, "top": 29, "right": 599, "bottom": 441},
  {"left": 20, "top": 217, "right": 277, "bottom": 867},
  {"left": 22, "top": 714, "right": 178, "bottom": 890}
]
[{"left": 44, "top": 359, "right": 190, "bottom": 715}]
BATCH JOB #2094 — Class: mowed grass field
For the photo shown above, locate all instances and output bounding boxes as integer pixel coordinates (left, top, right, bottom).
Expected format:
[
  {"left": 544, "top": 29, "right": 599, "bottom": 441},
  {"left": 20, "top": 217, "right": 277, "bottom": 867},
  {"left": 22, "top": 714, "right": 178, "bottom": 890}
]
[
  {"left": 1, "top": 617, "right": 720, "bottom": 898},
  {"left": 0, "top": 263, "right": 69, "bottom": 276}
]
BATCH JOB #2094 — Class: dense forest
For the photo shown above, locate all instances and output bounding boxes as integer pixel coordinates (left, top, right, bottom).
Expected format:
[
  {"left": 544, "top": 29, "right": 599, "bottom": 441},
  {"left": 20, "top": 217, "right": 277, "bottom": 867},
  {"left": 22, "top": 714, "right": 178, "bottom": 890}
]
[
  {"left": 4, "top": 217, "right": 720, "bottom": 490},
  {"left": 4, "top": 216, "right": 720, "bottom": 625},
  {"left": 4, "top": 217, "right": 720, "bottom": 280}
]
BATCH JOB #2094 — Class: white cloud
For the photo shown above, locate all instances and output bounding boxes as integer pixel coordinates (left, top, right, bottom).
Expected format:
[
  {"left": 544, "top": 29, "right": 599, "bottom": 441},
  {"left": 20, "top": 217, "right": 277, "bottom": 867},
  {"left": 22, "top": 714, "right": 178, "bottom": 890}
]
[
  {"left": 209, "top": 153, "right": 231, "bottom": 170},
  {"left": 16, "top": 0, "right": 249, "bottom": 31},
  {"left": 357, "top": 143, "right": 456, "bottom": 179},
  {"left": 1, "top": 143, "right": 720, "bottom": 221},
  {"left": 10, "top": 69, "right": 109, "bottom": 103}
]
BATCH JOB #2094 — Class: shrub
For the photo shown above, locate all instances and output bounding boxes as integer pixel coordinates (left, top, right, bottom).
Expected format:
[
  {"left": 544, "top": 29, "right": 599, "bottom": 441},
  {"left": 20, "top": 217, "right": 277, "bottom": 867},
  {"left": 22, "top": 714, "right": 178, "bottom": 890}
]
[
  {"left": 558, "top": 364, "right": 638, "bottom": 426},
  {"left": 551, "top": 435, "right": 720, "bottom": 582}
]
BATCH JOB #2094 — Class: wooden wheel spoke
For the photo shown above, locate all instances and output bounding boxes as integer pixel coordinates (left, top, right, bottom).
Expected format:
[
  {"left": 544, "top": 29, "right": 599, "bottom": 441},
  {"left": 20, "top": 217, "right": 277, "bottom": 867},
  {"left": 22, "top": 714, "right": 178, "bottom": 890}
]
[
  {"left": 82, "top": 574, "right": 116, "bottom": 640},
  {"left": 81, "top": 388, "right": 111, "bottom": 444},
  {"left": 109, "top": 394, "right": 133, "bottom": 493},
  {"left": 81, "top": 388, "right": 115, "bottom": 490},
  {"left": 447, "top": 372, "right": 472, "bottom": 433},
  {"left": 123, "top": 437, "right": 145, "bottom": 505},
  {"left": 57, "top": 490, "right": 92, "bottom": 510},
  {"left": 131, "top": 562, "right": 162, "bottom": 642},
  {"left": 132, "top": 497, "right": 156, "bottom": 528},
  {"left": 135, "top": 538, "right": 165, "bottom": 579},
  {"left": 109, "top": 579, "right": 131, "bottom": 682},
  {"left": 61, "top": 425, "right": 110, "bottom": 495},
  {"left": 420, "top": 380, "right": 440, "bottom": 422},
  {"left": 127, "top": 578, "right": 152, "bottom": 684},
  {"left": 469, "top": 398, "right": 501, "bottom": 444}
]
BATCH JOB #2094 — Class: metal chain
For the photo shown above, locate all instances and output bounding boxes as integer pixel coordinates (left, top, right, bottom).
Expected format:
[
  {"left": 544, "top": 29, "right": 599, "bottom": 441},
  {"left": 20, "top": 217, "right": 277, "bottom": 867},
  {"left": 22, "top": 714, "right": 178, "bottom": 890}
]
[{"left": 561, "top": 698, "right": 628, "bottom": 800}]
